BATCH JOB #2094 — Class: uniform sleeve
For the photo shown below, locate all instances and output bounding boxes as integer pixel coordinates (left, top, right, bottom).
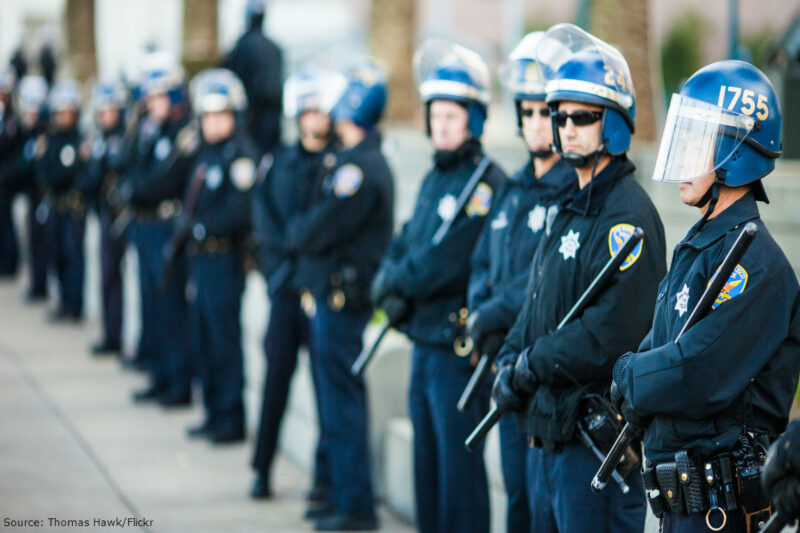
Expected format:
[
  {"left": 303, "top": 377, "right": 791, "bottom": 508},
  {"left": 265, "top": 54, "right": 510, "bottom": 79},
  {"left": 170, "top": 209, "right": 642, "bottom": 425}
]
[
  {"left": 617, "top": 248, "right": 797, "bottom": 419},
  {"left": 472, "top": 264, "right": 531, "bottom": 337},
  {"left": 131, "top": 151, "right": 194, "bottom": 207},
  {"left": 495, "top": 292, "right": 530, "bottom": 365},
  {"left": 467, "top": 212, "right": 493, "bottom": 311},
  {"left": 529, "top": 216, "right": 665, "bottom": 386}
]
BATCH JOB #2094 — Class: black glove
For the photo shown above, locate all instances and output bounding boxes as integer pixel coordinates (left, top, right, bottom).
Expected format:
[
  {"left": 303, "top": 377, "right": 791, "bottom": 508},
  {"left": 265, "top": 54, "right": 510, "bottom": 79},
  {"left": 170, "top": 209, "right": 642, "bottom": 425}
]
[
  {"left": 610, "top": 379, "right": 648, "bottom": 428},
  {"left": 511, "top": 348, "right": 538, "bottom": 396},
  {"left": 763, "top": 421, "right": 800, "bottom": 504},
  {"left": 492, "top": 361, "right": 523, "bottom": 412},
  {"left": 379, "top": 293, "right": 411, "bottom": 326},
  {"left": 477, "top": 332, "right": 505, "bottom": 358},
  {"left": 773, "top": 477, "right": 800, "bottom": 521}
]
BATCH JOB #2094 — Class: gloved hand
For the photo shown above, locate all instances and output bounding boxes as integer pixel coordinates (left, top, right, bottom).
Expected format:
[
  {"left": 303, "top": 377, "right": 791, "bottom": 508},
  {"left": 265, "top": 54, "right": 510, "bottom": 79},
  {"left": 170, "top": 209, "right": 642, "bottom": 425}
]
[
  {"left": 477, "top": 332, "right": 505, "bottom": 359},
  {"left": 772, "top": 477, "right": 800, "bottom": 521},
  {"left": 492, "top": 361, "right": 523, "bottom": 412},
  {"left": 379, "top": 293, "right": 411, "bottom": 327},
  {"left": 511, "top": 348, "right": 538, "bottom": 396},
  {"left": 610, "top": 379, "right": 648, "bottom": 428},
  {"left": 763, "top": 420, "right": 800, "bottom": 515}
]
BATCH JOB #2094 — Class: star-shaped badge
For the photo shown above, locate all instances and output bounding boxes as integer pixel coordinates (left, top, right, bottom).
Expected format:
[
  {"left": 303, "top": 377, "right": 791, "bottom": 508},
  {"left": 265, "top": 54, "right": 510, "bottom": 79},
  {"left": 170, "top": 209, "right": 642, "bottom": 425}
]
[
  {"left": 437, "top": 194, "right": 457, "bottom": 221},
  {"left": 675, "top": 284, "right": 690, "bottom": 317},
  {"left": 528, "top": 205, "right": 546, "bottom": 233},
  {"left": 559, "top": 229, "right": 580, "bottom": 260}
]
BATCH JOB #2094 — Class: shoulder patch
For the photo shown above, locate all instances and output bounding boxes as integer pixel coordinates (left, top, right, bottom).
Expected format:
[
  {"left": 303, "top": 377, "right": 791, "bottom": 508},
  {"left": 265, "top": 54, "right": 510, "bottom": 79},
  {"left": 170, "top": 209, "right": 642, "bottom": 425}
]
[
  {"left": 177, "top": 124, "right": 200, "bottom": 155},
  {"left": 465, "top": 182, "right": 493, "bottom": 218},
  {"left": 231, "top": 157, "right": 256, "bottom": 191},
  {"left": 333, "top": 164, "right": 363, "bottom": 198},
  {"left": 608, "top": 223, "right": 643, "bottom": 271},
  {"left": 709, "top": 264, "right": 748, "bottom": 310}
]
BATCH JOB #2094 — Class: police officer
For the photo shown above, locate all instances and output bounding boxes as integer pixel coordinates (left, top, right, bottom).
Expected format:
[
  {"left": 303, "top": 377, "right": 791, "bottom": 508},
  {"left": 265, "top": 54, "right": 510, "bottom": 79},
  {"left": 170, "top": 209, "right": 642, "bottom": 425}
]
[
  {"left": 491, "top": 24, "right": 666, "bottom": 532},
  {"left": 763, "top": 420, "right": 800, "bottom": 526},
  {"left": 285, "top": 60, "right": 393, "bottom": 531},
  {"left": 34, "top": 79, "right": 87, "bottom": 322},
  {"left": 183, "top": 68, "right": 257, "bottom": 443},
  {"left": 469, "top": 32, "right": 575, "bottom": 533},
  {"left": 372, "top": 42, "right": 505, "bottom": 533},
  {"left": 80, "top": 81, "right": 130, "bottom": 355},
  {"left": 250, "top": 66, "right": 341, "bottom": 500},
  {"left": 122, "top": 54, "right": 195, "bottom": 405},
  {"left": 612, "top": 61, "right": 800, "bottom": 533},
  {"left": 1, "top": 75, "right": 49, "bottom": 299},
  {"left": 0, "top": 69, "right": 21, "bottom": 278},
  {"left": 221, "top": 0, "right": 283, "bottom": 155}
]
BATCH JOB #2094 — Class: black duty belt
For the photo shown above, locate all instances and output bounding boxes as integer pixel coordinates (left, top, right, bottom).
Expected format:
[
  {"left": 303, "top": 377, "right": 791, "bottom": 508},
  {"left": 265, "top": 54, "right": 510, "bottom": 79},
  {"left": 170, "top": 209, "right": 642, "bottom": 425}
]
[
  {"left": 137, "top": 200, "right": 182, "bottom": 221},
  {"left": 188, "top": 236, "right": 232, "bottom": 255}
]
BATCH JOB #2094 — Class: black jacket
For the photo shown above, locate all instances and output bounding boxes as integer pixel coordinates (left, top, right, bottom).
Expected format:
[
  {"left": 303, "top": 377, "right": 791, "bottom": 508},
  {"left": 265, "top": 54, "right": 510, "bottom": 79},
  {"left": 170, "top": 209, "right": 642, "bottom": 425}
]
[
  {"left": 287, "top": 131, "right": 394, "bottom": 312},
  {"left": 34, "top": 127, "right": 84, "bottom": 196},
  {"left": 499, "top": 157, "right": 666, "bottom": 442},
  {"left": 377, "top": 140, "right": 506, "bottom": 349},
  {"left": 78, "top": 122, "right": 129, "bottom": 212},
  {"left": 468, "top": 158, "right": 575, "bottom": 349},
  {"left": 221, "top": 28, "right": 283, "bottom": 154},
  {"left": 615, "top": 192, "right": 800, "bottom": 463},
  {"left": 254, "top": 140, "right": 335, "bottom": 296}
]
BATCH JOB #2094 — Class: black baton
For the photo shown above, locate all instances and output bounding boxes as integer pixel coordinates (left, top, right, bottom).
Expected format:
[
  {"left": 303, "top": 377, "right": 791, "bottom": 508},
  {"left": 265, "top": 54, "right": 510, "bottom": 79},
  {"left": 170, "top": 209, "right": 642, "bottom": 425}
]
[
  {"left": 759, "top": 512, "right": 792, "bottom": 533},
  {"left": 465, "top": 227, "right": 644, "bottom": 452},
  {"left": 592, "top": 222, "right": 758, "bottom": 492},
  {"left": 432, "top": 156, "right": 490, "bottom": 246},
  {"left": 457, "top": 353, "right": 493, "bottom": 412},
  {"left": 350, "top": 319, "right": 391, "bottom": 376}
]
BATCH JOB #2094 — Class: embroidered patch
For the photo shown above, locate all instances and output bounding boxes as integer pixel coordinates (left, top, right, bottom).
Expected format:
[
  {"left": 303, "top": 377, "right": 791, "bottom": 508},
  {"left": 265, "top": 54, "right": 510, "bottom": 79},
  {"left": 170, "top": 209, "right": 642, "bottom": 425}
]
[
  {"left": 675, "top": 284, "right": 690, "bottom": 317},
  {"left": 332, "top": 164, "right": 363, "bottom": 198},
  {"left": 491, "top": 211, "right": 508, "bottom": 230},
  {"left": 437, "top": 194, "right": 457, "bottom": 221},
  {"left": 608, "top": 223, "right": 643, "bottom": 271},
  {"left": 528, "top": 205, "right": 546, "bottom": 233},
  {"left": 709, "top": 264, "right": 748, "bottom": 310},
  {"left": 559, "top": 229, "right": 580, "bottom": 260},
  {"left": 60, "top": 144, "right": 76, "bottom": 167},
  {"left": 231, "top": 157, "right": 256, "bottom": 191},
  {"left": 465, "top": 182, "right": 493, "bottom": 218},
  {"left": 205, "top": 165, "right": 223, "bottom": 190}
]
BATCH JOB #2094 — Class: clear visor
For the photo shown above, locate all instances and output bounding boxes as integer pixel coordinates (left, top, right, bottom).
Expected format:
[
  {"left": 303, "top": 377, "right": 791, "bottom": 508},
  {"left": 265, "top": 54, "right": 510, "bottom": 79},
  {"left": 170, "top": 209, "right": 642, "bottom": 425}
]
[
  {"left": 283, "top": 67, "right": 347, "bottom": 118},
  {"left": 413, "top": 39, "right": 490, "bottom": 98},
  {"left": 652, "top": 93, "right": 755, "bottom": 183}
]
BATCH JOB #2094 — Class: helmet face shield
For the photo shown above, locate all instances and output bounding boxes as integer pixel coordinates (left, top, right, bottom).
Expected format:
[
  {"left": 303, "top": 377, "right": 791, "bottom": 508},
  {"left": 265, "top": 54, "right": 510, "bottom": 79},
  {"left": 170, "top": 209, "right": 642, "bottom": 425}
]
[
  {"left": 190, "top": 68, "right": 247, "bottom": 115},
  {"left": 414, "top": 39, "right": 490, "bottom": 106},
  {"left": 283, "top": 66, "right": 347, "bottom": 118},
  {"left": 652, "top": 93, "right": 755, "bottom": 183}
]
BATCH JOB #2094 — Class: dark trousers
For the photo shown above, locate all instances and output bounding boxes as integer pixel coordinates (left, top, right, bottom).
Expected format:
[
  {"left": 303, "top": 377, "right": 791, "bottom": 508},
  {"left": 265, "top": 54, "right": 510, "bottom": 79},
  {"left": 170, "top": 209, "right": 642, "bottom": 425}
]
[
  {"left": 27, "top": 193, "right": 48, "bottom": 296},
  {"left": 49, "top": 209, "right": 85, "bottom": 316},
  {"left": 99, "top": 210, "right": 125, "bottom": 347},
  {"left": 136, "top": 219, "right": 189, "bottom": 395},
  {"left": 252, "top": 291, "right": 329, "bottom": 489},
  {"left": 409, "top": 344, "right": 490, "bottom": 533},
  {"left": 0, "top": 189, "right": 19, "bottom": 276},
  {"left": 527, "top": 443, "right": 646, "bottom": 533},
  {"left": 189, "top": 251, "right": 245, "bottom": 432},
  {"left": 499, "top": 413, "right": 532, "bottom": 533},
  {"left": 661, "top": 508, "right": 746, "bottom": 532},
  {"left": 309, "top": 303, "right": 375, "bottom": 518}
]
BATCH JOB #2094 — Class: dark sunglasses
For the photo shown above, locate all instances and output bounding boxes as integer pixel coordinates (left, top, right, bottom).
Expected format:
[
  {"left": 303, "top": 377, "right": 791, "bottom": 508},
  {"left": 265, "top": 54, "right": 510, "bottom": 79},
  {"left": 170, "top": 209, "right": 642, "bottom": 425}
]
[
  {"left": 519, "top": 107, "right": 550, "bottom": 118},
  {"left": 552, "top": 110, "right": 603, "bottom": 127}
]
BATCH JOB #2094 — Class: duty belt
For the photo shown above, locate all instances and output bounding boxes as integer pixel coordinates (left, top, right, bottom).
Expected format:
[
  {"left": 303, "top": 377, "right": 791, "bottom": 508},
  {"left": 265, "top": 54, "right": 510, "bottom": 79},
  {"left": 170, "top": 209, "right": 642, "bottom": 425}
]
[
  {"left": 137, "top": 200, "right": 182, "bottom": 221},
  {"left": 54, "top": 191, "right": 84, "bottom": 213},
  {"left": 187, "top": 236, "right": 232, "bottom": 255}
]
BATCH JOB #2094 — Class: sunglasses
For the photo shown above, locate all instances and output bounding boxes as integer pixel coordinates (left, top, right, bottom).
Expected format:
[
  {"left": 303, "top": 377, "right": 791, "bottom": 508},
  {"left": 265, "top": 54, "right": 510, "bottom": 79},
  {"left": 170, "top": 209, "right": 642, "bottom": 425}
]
[
  {"left": 519, "top": 107, "right": 550, "bottom": 118},
  {"left": 552, "top": 110, "right": 603, "bottom": 127}
]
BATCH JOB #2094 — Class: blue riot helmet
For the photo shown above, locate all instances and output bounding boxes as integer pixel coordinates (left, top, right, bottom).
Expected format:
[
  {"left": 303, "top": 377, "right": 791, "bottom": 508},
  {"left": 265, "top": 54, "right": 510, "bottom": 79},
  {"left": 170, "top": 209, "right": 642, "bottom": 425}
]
[
  {"left": 414, "top": 40, "right": 490, "bottom": 138},
  {"left": 190, "top": 68, "right": 247, "bottom": 115},
  {"left": 283, "top": 65, "right": 347, "bottom": 118},
  {"left": 139, "top": 51, "right": 187, "bottom": 108},
  {"left": 331, "top": 60, "right": 387, "bottom": 130},
  {"left": 92, "top": 80, "right": 126, "bottom": 111},
  {"left": 652, "top": 60, "right": 781, "bottom": 207},
  {"left": 17, "top": 76, "right": 48, "bottom": 114},
  {"left": 49, "top": 79, "right": 82, "bottom": 113},
  {"left": 499, "top": 31, "right": 547, "bottom": 132},
  {"left": 537, "top": 24, "right": 635, "bottom": 165}
]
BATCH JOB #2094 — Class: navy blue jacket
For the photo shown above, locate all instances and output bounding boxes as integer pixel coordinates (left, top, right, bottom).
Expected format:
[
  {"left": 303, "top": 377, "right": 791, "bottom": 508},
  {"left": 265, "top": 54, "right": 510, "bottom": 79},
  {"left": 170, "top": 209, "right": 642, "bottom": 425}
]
[
  {"left": 34, "top": 127, "right": 84, "bottom": 195},
  {"left": 78, "top": 122, "right": 129, "bottom": 212},
  {"left": 377, "top": 140, "right": 506, "bottom": 349},
  {"left": 0, "top": 121, "right": 44, "bottom": 198},
  {"left": 614, "top": 192, "right": 800, "bottom": 463},
  {"left": 468, "top": 158, "right": 575, "bottom": 348},
  {"left": 254, "top": 140, "right": 335, "bottom": 297},
  {"left": 287, "top": 131, "right": 394, "bottom": 311},
  {"left": 499, "top": 158, "right": 666, "bottom": 442}
]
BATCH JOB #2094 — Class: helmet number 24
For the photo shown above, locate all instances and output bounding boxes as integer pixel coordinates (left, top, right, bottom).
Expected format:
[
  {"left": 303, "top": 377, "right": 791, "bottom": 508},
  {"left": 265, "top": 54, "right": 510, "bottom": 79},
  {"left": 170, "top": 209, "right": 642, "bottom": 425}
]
[{"left": 717, "top": 85, "right": 769, "bottom": 121}]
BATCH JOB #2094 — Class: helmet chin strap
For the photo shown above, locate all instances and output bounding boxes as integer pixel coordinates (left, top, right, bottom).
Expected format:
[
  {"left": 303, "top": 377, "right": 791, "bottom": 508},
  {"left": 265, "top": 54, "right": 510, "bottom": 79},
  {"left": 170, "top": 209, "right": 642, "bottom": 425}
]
[
  {"left": 694, "top": 169, "right": 727, "bottom": 231},
  {"left": 530, "top": 149, "right": 554, "bottom": 159}
]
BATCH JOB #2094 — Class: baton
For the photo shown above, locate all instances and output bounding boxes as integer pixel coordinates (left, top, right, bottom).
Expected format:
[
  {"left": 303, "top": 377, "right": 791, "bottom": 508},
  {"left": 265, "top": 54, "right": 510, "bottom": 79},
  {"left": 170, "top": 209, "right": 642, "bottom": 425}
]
[
  {"left": 109, "top": 207, "right": 133, "bottom": 240},
  {"left": 465, "top": 227, "right": 644, "bottom": 451},
  {"left": 760, "top": 512, "right": 792, "bottom": 533},
  {"left": 457, "top": 352, "right": 493, "bottom": 412},
  {"left": 576, "top": 421, "right": 630, "bottom": 494},
  {"left": 432, "top": 156, "right": 490, "bottom": 246},
  {"left": 350, "top": 319, "right": 391, "bottom": 376},
  {"left": 592, "top": 222, "right": 758, "bottom": 493}
]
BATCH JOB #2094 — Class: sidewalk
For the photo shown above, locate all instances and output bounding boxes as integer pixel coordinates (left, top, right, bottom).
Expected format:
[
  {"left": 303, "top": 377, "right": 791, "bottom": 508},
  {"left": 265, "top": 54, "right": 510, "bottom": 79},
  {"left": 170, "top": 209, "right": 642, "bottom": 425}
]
[{"left": 0, "top": 278, "right": 414, "bottom": 533}]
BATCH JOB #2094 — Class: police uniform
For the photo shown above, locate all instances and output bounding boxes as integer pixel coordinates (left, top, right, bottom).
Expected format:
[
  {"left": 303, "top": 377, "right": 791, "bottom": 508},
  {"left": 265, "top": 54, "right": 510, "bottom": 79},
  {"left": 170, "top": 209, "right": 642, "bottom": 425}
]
[
  {"left": 35, "top": 124, "right": 86, "bottom": 319},
  {"left": 80, "top": 116, "right": 129, "bottom": 353},
  {"left": 127, "top": 112, "right": 194, "bottom": 403},
  {"left": 0, "top": 101, "right": 23, "bottom": 277},
  {"left": 613, "top": 60, "right": 800, "bottom": 533},
  {"left": 251, "top": 139, "right": 333, "bottom": 497}
]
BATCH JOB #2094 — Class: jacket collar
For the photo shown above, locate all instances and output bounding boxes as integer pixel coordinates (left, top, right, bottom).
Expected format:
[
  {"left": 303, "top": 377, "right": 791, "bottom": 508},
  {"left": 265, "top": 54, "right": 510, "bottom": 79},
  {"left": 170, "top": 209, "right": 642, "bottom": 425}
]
[
  {"left": 682, "top": 192, "right": 760, "bottom": 250},
  {"left": 561, "top": 157, "right": 635, "bottom": 216}
]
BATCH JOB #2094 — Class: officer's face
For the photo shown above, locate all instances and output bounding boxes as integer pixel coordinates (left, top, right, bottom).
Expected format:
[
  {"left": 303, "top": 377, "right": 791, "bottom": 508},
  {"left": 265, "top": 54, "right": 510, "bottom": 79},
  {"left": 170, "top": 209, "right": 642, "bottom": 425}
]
[
  {"left": 146, "top": 93, "right": 171, "bottom": 124},
  {"left": 201, "top": 111, "right": 235, "bottom": 144},
  {"left": 97, "top": 108, "right": 120, "bottom": 132},
  {"left": 679, "top": 173, "right": 715, "bottom": 207},
  {"left": 555, "top": 101, "right": 604, "bottom": 157},
  {"left": 520, "top": 100, "right": 553, "bottom": 153},
  {"left": 429, "top": 100, "right": 470, "bottom": 152},
  {"left": 22, "top": 111, "right": 39, "bottom": 130},
  {"left": 54, "top": 109, "right": 78, "bottom": 131},
  {"left": 298, "top": 110, "right": 331, "bottom": 140}
]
